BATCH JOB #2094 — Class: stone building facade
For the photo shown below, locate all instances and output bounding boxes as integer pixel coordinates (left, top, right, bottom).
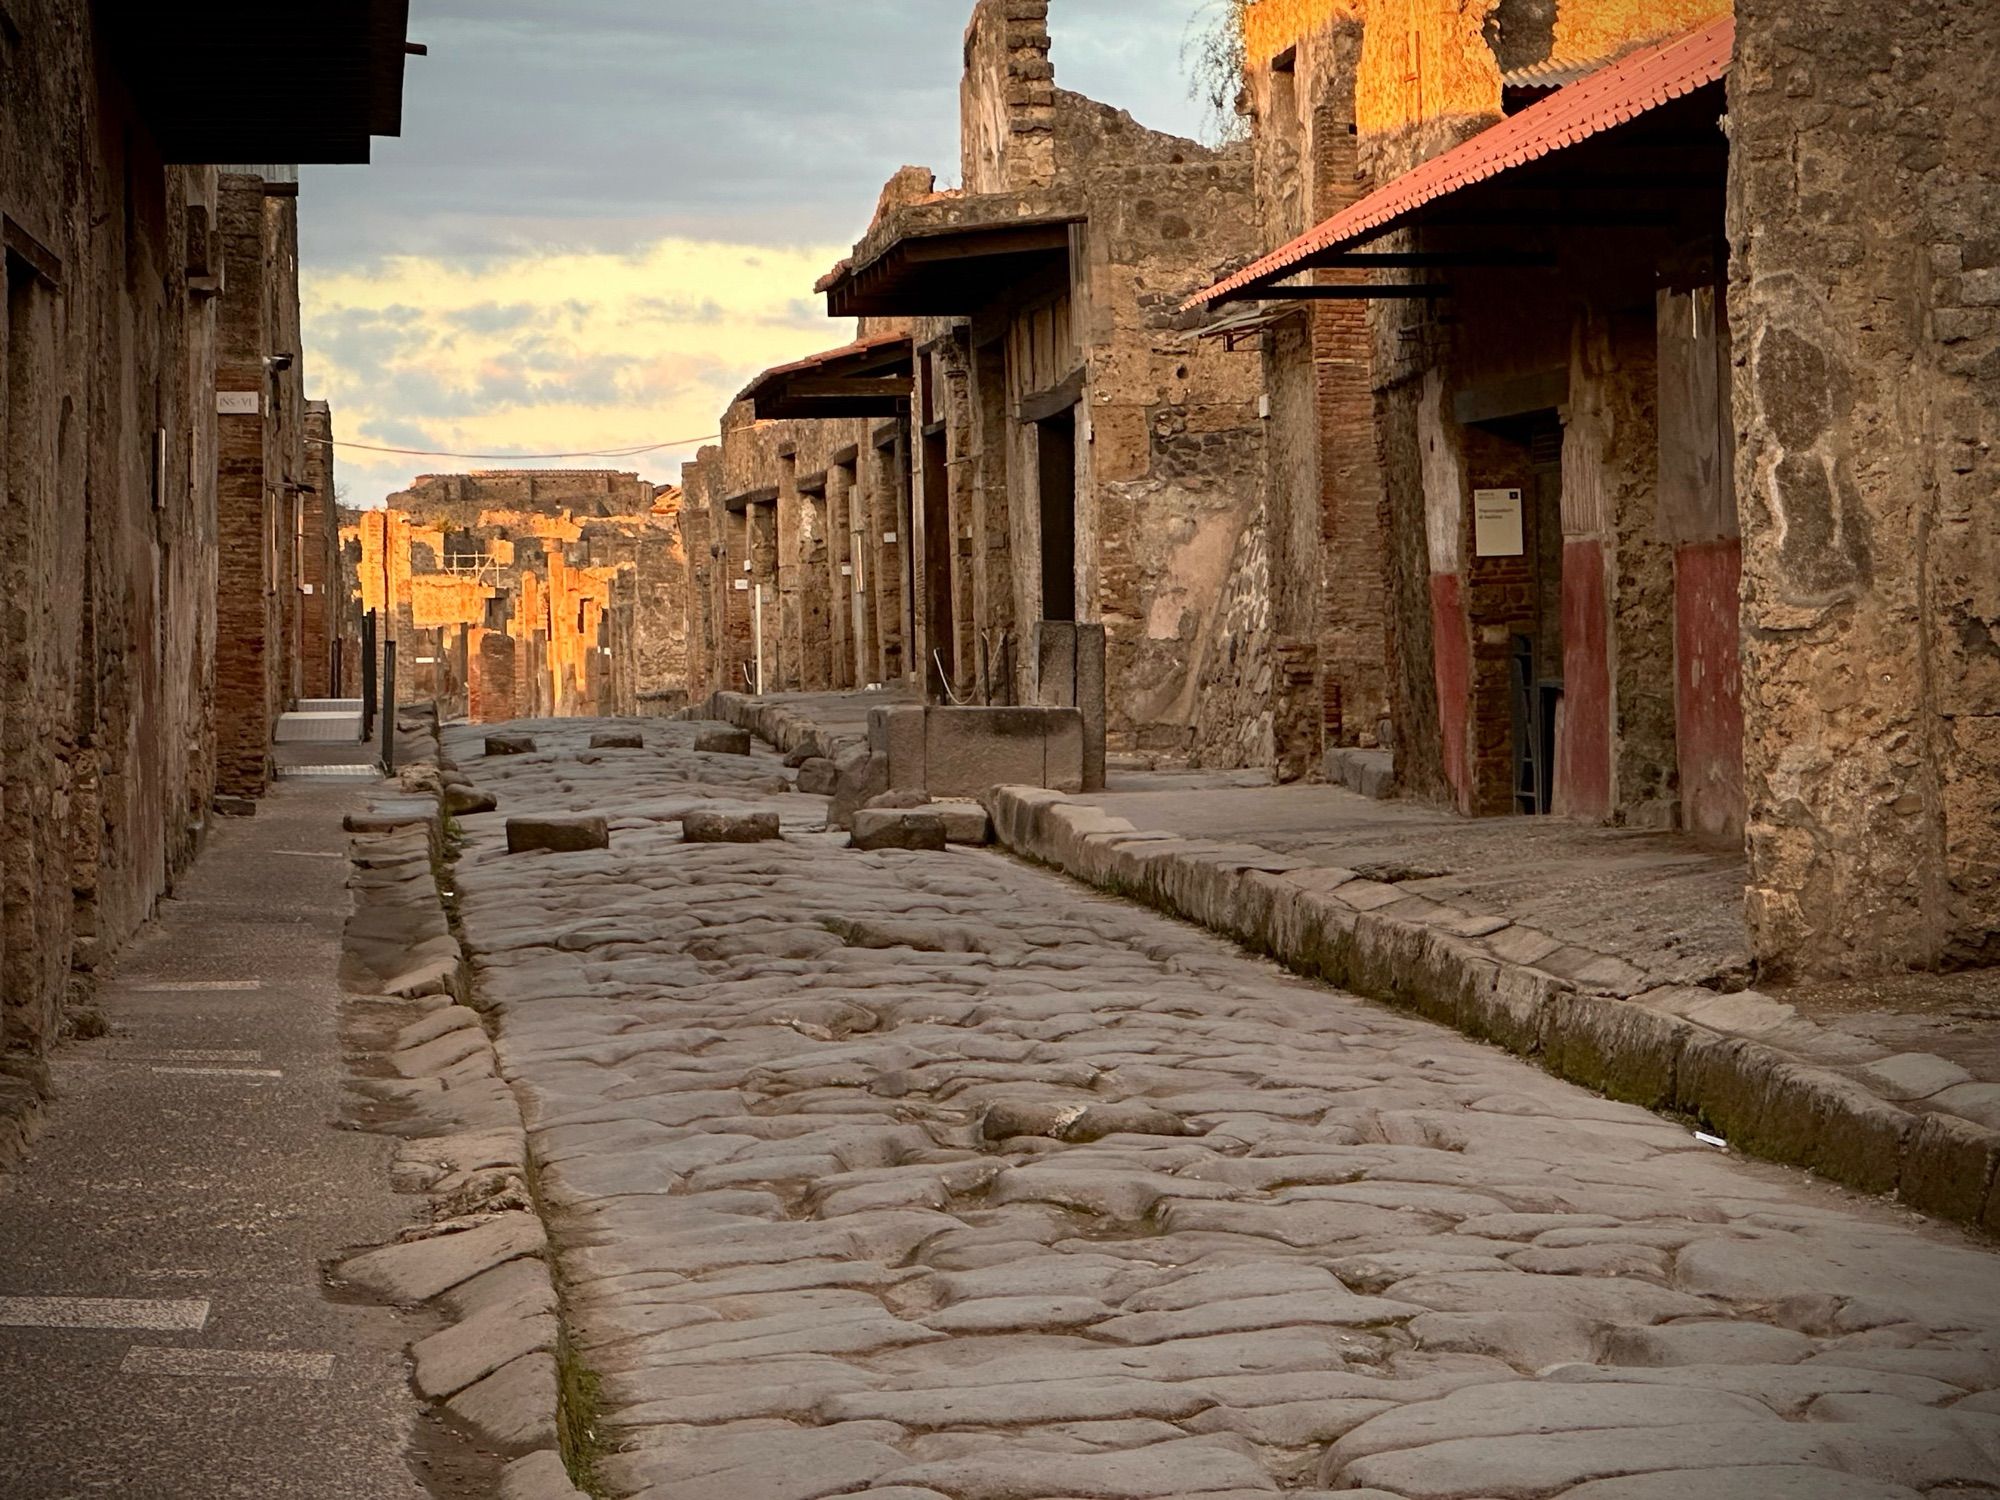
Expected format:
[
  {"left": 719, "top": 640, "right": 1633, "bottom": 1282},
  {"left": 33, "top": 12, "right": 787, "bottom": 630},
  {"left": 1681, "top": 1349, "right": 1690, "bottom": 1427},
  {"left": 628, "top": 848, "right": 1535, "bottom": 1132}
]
[
  {"left": 355, "top": 471, "right": 689, "bottom": 724},
  {"left": 715, "top": 0, "right": 1274, "bottom": 771},
  {"left": 0, "top": 4, "right": 408, "bottom": 1109},
  {"left": 1188, "top": 0, "right": 1996, "bottom": 978}
]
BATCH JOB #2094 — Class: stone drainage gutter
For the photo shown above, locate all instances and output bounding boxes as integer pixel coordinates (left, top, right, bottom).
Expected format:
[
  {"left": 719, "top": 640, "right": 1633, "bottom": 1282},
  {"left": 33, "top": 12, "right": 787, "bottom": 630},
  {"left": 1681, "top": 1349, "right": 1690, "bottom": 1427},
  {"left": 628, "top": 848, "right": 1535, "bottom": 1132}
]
[
  {"left": 332, "top": 774, "right": 591, "bottom": 1500},
  {"left": 985, "top": 785, "right": 2000, "bottom": 1238}
]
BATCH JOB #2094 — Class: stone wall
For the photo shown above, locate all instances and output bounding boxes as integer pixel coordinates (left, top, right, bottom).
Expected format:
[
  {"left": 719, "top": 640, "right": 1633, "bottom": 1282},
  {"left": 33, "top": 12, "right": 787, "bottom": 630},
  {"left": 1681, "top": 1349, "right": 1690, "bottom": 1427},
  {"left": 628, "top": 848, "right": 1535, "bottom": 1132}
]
[
  {"left": 1729, "top": 0, "right": 2000, "bottom": 974},
  {"left": 357, "top": 471, "right": 686, "bottom": 724},
  {"left": 213, "top": 174, "right": 305, "bottom": 798},
  {"left": 0, "top": 2, "right": 223, "bottom": 1077}
]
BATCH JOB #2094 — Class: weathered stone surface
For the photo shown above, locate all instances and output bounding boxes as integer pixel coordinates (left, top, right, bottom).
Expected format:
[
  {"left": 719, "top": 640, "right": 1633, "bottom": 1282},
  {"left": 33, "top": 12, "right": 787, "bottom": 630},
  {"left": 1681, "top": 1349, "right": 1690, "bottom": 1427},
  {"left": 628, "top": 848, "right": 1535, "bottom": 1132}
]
[
  {"left": 336, "top": 1215, "right": 545, "bottom": 1305},
  {"left": 445, "top": 783, "right": 500, "bottom": 816},
  {"left": 499, "top": 1450, "right": 589, "bottom": 1500},
  {"left": 797, "top": 757, "right": 841, "bottom": 796},
  {"left": 589, "top": 732, "right": 645, "bottom": 750},
  {"left": 506, "top": 816, "right": 609, "bottom": 854},
  {"left": 932, "top": 800, "right": 993, "bottom": 845},
  {"left": 682, "top": 810, "right": 781, "bottom": 844},
  {"left": 414, "top": 1308, "right": 558, "bottom": 1399},
  {"left": 433, "top": 715, "right": 2000, "bottom": 1500},
  {"left": 694, "top": 726, "right": 753, "bottom": 756},
  {"left": 851, "top": 810, "right": 947, "bottom": 852},
  {"left": 446, "top": 1351, "right": 559, "bottom": 1456},
  {"left": 487, "top": 734, "right": 537, "bottom": 756}
]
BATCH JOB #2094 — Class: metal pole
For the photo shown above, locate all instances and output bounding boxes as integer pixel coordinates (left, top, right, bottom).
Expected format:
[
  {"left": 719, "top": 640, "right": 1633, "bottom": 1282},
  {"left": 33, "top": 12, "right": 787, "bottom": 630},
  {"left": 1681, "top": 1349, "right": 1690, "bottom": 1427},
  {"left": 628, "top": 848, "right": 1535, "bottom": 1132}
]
[
  {"left": 752, "top": 583, "right": 765, "bottom": 697},
  {"left": 361, "top": 609, "right": 377, "bottom": 741},
  {"left": 381, "top": 639, "right": 398, "bottom": 777}
]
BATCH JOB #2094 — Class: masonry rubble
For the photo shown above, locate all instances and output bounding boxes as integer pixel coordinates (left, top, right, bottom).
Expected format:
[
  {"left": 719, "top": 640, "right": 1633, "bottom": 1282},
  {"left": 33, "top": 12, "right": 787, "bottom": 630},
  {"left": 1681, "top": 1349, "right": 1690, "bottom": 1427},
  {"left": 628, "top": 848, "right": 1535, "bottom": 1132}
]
[
  {"left": 354, "top": 469, "right": 690, "bottom": 724},
  {"left": 0, "top": 2, "right": 410, "bottom": 1134}
]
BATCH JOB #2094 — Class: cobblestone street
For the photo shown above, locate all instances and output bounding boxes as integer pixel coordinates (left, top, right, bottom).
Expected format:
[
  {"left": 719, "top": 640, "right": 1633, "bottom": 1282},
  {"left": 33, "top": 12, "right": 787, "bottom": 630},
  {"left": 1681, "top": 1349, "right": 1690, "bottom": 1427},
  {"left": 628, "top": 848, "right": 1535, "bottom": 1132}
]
[{"left": 442, "top": 720, "right": 2000, "bottom": 1500}]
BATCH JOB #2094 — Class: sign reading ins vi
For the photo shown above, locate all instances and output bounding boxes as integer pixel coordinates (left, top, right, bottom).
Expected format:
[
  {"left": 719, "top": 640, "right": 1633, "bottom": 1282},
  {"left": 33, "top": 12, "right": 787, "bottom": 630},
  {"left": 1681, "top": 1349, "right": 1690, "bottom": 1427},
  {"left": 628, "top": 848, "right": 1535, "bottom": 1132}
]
[
  {"left": 216, "top": 391, "right": 261, "bottom": 416},
  {"left": 1474, "top": 488, "right": 1524, "bottom": 558}
]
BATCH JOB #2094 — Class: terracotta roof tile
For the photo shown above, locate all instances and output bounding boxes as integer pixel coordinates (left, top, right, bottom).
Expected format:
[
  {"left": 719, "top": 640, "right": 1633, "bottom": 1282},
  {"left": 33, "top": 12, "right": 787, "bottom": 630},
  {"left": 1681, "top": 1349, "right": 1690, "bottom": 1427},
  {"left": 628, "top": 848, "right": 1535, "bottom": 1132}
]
[{"left": 1191, "top": 15, "right": 1733, "bottom": 307}]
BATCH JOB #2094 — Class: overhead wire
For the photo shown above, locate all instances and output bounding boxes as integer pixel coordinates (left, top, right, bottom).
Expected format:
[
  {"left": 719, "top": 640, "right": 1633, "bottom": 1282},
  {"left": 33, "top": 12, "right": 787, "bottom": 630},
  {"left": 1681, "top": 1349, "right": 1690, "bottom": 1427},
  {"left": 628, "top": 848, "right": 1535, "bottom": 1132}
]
[{"left": 304, "top": 433, "right": 720, "bottom": 461}]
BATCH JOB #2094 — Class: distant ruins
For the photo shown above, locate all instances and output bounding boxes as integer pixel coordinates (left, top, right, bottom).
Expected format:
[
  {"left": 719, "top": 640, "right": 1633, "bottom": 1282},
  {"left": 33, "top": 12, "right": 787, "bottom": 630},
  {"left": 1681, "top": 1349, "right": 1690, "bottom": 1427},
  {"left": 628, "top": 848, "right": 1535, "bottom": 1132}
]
[{"left": 356, "top": 471, "right": 689, "bottom": 723}]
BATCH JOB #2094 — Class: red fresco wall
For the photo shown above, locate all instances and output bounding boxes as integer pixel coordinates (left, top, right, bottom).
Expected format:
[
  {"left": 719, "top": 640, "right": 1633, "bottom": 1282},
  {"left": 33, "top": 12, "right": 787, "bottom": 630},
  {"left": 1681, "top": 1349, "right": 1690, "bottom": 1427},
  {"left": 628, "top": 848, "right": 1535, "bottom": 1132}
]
[
  {"left": 1429, "top": 572, "right": 1473, "bottom": 812},
  {"left": 1675, "top": 536, "right": 1745, "bottom": 843},
  {"left": 1556, "top": 538, "right": 1613, "bottom": 820}
]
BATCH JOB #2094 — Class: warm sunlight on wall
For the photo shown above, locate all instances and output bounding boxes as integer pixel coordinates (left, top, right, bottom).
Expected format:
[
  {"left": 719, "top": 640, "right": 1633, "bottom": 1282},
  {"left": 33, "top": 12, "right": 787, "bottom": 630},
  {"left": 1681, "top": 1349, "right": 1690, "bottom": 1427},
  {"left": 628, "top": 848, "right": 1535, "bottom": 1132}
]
[{"left": 1552, "top": 0, "right": 1731, "bottom": 62}]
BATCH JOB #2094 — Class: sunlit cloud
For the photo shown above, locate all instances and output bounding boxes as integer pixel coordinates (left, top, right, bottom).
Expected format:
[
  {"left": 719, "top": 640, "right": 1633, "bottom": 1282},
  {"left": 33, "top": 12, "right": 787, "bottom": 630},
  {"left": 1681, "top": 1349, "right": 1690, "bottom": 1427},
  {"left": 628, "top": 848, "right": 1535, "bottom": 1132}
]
[{"left": 305, "top": 237, "right": 852, "bottom": 505}]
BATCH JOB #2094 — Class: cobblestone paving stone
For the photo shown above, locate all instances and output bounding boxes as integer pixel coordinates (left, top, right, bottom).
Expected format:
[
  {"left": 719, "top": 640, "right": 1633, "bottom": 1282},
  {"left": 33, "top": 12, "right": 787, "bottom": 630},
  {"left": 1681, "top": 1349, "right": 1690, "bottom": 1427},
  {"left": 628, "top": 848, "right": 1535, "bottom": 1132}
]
[{"left": 442, "top": 720, "right": 2000, "bottom": 1500}]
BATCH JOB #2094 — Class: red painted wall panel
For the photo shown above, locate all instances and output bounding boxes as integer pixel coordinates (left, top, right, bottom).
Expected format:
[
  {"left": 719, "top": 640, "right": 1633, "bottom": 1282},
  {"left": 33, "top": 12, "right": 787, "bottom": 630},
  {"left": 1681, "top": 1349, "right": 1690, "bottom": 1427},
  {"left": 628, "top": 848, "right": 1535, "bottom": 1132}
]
[
  {"left": 1557, "top": 538, "right": 1612, "bottom": 821},
  {"left": 1675, "top": 537, "right": 1745, "bottom": 843},
  {"left": 1430, "top": 572, "right": 1473, "bottom": 813}
]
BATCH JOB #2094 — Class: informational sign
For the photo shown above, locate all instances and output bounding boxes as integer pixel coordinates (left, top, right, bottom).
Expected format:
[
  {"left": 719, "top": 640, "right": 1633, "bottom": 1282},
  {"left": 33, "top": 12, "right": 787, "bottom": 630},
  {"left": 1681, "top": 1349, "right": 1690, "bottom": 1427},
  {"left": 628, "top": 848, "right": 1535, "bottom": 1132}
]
[
  {"left": 839, "top": 564, "right": 853, "bottom": 577},
  {"left": 1474, "top": 488, "right": 1525, "bottom": 557},
  {"left": 883, "top": 531, "right": 898, "bottom": 545},
  {"left": 216, "top": 391, "right": 260, "bottom": 416},
  {"left": 733, "top": 579, "right": 749, "bottom": 592}
]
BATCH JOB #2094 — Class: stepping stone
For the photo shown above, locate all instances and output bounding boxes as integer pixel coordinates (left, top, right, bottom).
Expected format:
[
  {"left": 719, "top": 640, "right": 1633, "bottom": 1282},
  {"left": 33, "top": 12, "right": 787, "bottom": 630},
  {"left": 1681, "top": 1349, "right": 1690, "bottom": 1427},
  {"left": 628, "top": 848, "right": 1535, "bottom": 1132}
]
[
  {"left": 852, "top": 809, "right": 947, "bottom": 852},
  {"left": 444, "top": 784, "right": 497, "bottom": 816},
  {"left": 796, "top": 757, "right": 840, "bottom": 796},
  {"left": 683, "top": 810, "right": 780, "bottom": 844},
  {"left": 506, "top": 816, "right": 608, "bottom": 854},
  {"left": 589, "top": 732, "right": 643, "bottom": 750},
  {"left": 486, "top": 734, "right": 536, "bottom": 756},
  {"left": 213, "top": 795, "right": 257, "bottom": 817},
  {"left": 694, "top": 727, "right": 752, "bottom": 755}
]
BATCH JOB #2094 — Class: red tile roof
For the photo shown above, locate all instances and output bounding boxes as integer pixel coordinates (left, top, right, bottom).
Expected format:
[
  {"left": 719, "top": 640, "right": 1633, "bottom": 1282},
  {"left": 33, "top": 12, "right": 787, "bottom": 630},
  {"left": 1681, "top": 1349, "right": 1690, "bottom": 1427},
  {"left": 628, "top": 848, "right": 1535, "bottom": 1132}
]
[{"left": 1190, "top": 15, "right": 1734, "bottom": 307}]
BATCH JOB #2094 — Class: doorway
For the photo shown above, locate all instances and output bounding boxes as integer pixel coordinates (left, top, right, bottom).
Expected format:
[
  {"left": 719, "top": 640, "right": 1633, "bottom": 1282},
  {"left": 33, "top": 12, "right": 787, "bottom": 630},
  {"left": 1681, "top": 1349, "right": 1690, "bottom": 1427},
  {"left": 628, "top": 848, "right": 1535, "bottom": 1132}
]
[
  {"left": 1036, "top": 408, "right": 1076, "bottom": 623},
  {"left": 1509, "top": 418, "right": 1565, "bottom": 814},
  {"left": 922, "top": 424, "right": 955, "bottom": 698}
]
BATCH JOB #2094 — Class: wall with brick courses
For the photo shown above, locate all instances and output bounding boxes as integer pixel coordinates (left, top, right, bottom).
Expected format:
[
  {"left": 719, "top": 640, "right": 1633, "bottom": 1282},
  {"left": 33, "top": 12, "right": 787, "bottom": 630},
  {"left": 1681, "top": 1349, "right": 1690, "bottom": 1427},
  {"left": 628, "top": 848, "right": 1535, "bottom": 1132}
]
[
  {"left": 0, "top": 2, "right": 226, "bottom": 1076},
  {"left": 1729, "top": 0, "right": 2000, "bottom": 975}
]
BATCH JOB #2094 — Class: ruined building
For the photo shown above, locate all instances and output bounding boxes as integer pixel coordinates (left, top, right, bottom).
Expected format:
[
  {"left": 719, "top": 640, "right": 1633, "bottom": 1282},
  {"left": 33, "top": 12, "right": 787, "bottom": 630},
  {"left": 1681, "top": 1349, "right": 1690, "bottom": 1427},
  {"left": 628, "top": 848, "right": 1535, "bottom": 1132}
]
[
  {"left": 1187, "top": 0, "right": 1997, "bottom": 978},
  {"left": 356, "top": 471, "right": 689, "bottom": 723},
  {"left": 0, "top": 4, "right": 409, "bottom": 1114},
  {"left": 689, "top": 0, "right": 1271, "bottom": 779}
]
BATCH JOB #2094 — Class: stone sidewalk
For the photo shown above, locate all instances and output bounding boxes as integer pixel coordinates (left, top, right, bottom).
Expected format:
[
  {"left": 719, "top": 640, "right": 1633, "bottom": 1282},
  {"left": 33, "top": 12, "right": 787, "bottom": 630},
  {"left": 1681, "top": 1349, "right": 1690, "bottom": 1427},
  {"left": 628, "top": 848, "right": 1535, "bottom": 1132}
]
[{"left": 435, "top": 715, "right": 2000, "bottom": 1499}]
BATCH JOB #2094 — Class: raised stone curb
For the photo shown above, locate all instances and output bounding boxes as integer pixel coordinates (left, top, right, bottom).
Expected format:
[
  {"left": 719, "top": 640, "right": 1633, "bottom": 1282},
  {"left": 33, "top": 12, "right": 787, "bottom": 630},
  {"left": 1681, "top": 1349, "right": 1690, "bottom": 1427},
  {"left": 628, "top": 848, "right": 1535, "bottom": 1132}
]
[
  {"left": 336, "top": 780, "right": 589, "bottom": 1493},
  {"left": 985, "top": 784, "right": 2000, "bottom": 1236}
]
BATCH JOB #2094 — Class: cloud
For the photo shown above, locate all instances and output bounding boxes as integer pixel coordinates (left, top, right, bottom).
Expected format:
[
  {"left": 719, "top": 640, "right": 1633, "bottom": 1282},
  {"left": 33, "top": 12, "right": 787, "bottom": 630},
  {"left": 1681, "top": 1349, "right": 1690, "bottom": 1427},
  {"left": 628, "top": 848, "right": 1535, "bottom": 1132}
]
[
  {"left": 306, "top": 235, "right": 851, "bottom": 504},
  {"left": 303, "top": 1, "right": 1215, "bottom": 506}
]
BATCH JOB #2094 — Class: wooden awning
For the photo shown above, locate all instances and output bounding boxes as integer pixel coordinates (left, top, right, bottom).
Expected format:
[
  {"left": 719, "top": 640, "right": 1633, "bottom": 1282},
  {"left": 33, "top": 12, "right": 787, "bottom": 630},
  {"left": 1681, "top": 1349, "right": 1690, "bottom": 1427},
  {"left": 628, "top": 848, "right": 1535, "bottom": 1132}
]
[
  {"left": 821, "top": 211, "right": 1079, "bottom": 319},
  {"left": 1191, "top": 17, "right": 1733, "bottom": 307},
  {"left": 99, "top": 0, "right": 415, "bottom": 164},
  {"left": 738, "top": 332, "right": 914, "bottom": 420}
]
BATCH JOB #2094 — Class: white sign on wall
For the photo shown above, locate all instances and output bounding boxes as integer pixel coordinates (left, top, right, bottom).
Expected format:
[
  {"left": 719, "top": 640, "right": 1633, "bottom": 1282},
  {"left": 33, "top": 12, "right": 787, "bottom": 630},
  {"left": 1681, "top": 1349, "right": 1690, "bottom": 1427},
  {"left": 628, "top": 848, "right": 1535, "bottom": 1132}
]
[
  {"left": 1473, "top": 488, "right": 1525, "bottom": 558},
  {"left": 733, "top": 579, "right": 750, "bottom": 592},
  {"left": 216, "top": 391, "right": 261, "bottom": 416},
  {"left": 883, "top": 531, "right": 898, "bottom": 545}
]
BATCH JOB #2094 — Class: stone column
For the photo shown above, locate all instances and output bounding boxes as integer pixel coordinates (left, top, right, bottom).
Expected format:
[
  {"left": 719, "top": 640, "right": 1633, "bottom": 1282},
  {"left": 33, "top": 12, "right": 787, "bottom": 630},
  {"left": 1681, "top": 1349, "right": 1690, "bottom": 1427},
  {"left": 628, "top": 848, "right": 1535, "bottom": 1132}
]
[{"left": 1729, "top": 0, "right": 2000, "bottom": 974}]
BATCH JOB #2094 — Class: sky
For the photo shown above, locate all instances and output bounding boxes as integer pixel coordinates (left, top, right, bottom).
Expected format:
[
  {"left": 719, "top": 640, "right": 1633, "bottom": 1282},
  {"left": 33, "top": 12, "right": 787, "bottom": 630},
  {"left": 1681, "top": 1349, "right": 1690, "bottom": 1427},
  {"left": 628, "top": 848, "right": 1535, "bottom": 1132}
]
[{"left": 302, "top": 1, "right": 1222, "bottom": 507}]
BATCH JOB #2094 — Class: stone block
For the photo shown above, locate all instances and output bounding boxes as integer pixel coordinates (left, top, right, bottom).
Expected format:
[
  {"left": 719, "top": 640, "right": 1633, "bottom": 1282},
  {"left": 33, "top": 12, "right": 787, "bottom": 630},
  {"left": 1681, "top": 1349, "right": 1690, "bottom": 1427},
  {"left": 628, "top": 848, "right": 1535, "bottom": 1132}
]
[
  {"left": 1034, "top": 620, "right": 1078, "bottom": 708},
  {"left": 694, "top": 726, "right": 752, "bottom": 756},
  {"left": 851, "top": 810, "right": 948, "bottom": 852},
  {"left": 588, "top": 732, "right": 643, "bottom": 749},
  {"left": 796, "top": 757, "right": 840, "bottom": 796},
  {"left": 828, "top": 745, "right": 891, "bottom": 830},
  {"left": 444, "top": 784, "right": 498, "bottom": 817},
  {"left": 485, "top": 734, "right": 536, "bottom": 756},
  {"left": 213, "top": 794, "right": 257, "bottom": 817},
  {"left": 868, "top": 705, "right": 927, "bottom": 791},
  {"left": 682, "top": 811, "right": 781, "bottom": 844},
  {"left": 1077, "top": 622, "right": 1106, "bottom": 793},
  {"left": 505, "top": 816, "right": 609, "bottom": 855},
  {"left": 1045, "top": 706, "right": 1086, "bottom": 794},
  {"left": 924, "top": 706, "right": 1084, "bottom": 797},
  {"left": 500, "top": 1450, "right": 588, "bottom": 1500},
  {"left": 1899, "top": 1112, "right": 2000, "bottom": 1224},
  {"left": 933, "top": 801, "right": 992, "bottom": 845}
]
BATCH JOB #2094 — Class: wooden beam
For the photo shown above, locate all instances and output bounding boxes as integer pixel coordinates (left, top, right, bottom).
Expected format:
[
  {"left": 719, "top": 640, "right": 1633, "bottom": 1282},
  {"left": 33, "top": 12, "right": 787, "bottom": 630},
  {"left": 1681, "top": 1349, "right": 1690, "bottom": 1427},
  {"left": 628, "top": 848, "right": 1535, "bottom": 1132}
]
[
  {"left": 1016, "top": 368, "right": 1086, "bottom": 424},
  {"left": 1219, "top": 283, "right": 1449, "bottom": 304},
  {"left": 786, "top": 376, "right": 914, "bottom": 400}
]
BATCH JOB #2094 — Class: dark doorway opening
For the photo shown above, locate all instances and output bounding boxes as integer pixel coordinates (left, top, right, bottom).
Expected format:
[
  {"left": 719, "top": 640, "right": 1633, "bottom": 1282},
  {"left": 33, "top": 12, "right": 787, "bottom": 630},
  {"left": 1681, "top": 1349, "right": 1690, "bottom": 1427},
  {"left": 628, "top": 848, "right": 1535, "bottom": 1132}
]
[
  {"left": 1036, "top": 408, "right": 1076, "bottom": 623},
  {"left": 922, "top": 424, "right": 954, "bottom": 698},
  {"left": 1510, "top": 419, "right": 1565, "bottom": 814}
]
